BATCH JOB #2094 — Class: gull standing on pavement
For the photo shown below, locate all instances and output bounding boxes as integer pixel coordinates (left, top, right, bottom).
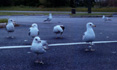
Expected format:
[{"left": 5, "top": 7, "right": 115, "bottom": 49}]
[
  {"left": 29, "top": 23, "right": 39, "bottom": 38},
  {"left": 53, "top": 25, "right": 65, "bottom": 38},
  {"left": 6, "top": 19, "right": 15, "bottom": 38},
  {"left": 83, "top": 22, "right": 96, "bottom": 52},
  {"left": 44, "top": 13, "right": 52, "bottom": 22},
  {"left": 31, "top": 36, "right": 48, "bottom": 64}
]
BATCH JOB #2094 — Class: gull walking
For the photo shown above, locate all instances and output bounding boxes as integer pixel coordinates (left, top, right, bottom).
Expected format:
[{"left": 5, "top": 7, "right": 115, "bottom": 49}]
[
  {"left": 31, "top": 36, "right": 48, "bottom": 64},
  {"left": 44, "top": 13, "right": 52, "bottom": 22},
  {"left": 29, "top": 23, "right": 39, "bottom": 38},
  {"left": 53, "top": 25, "right": 65, "bottom": 38},
  {"left": 102, "top": 15, "right": 111, "bottom": 21},
  {"left": 6, "top": 19, "right": 15, "bottom": 38},
  {"left": 83, "top": 22, "right": 96, "bottom": 51}
]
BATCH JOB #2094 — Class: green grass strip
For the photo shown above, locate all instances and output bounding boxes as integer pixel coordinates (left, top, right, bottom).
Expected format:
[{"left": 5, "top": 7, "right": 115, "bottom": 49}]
[{"left": 0, "top": 19, "right": 8, "bottom": 23}]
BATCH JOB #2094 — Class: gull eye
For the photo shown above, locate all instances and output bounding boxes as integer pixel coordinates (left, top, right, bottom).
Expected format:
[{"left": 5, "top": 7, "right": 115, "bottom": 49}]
[
  {"left": 35, "top": 39, "right": 38, "bottom": 41},
  {"left": 90, "top": 24, "right": 92, "bottom": 26}
]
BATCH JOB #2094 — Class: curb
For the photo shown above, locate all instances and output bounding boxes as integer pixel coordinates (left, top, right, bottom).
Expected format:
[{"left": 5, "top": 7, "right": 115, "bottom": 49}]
[{"left": 0, "top": 23, "right": 20, "bottom": 28}]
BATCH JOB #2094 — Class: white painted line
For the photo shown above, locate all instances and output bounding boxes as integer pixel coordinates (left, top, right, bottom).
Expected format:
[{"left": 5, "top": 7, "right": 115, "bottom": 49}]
[
  {"left": 0, "top": 41, "right": 117, "bottom": 49},
  {"left": 0, "top": 45, "right": 31, "bottom": 49},
  {"left": 93, "top": 41, "right": 117, "bottom": 44},
  {"left": 48, "top": 41, "right": 117, "bottom": 46},
  {"left": 48, "top": 42, "right": 88, "bottom": 46}
]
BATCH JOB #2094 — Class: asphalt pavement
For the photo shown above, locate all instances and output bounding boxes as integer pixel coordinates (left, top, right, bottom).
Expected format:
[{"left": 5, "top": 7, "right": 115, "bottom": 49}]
[{"left": 0, "top": 15, "right": 117, "bottom": 70}]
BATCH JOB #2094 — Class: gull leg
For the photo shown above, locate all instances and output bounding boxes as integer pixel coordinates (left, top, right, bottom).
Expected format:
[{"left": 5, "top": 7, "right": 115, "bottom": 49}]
[
  {"left": 9, "top": 32, "right": 11, "bottom": 38},
  {"left": 7, "top": 32, "right": 14, "bottom": 39},
  {"left": 40, "top": 56, "right": 44, "bottom": 64},
  {"left": 60, "top": 33, "right": 63, "bottom": 39},
  {"left": 56, "top": 34, "right": 58, "bottom": 39},
  {"left": 60, "top": 34, "right": 63, "bottom": 39},
  {"left": 35, "top": 54, "right": 44, "bottom": 64},
  {"left": 85, "top": 42, "right": 95, "bottom": 52},
  {"left": 6, "top": 32, "right": 10, "bottom": 38},
  {"left": 7, "top": 32, "right": 11, "bottom": 38},
  {"left": 90, "top": 42, "right": 95, "bottom": 52},
  {"left": 85, "top": 42, "right": 90, "bottom": 52},
  {"left": 39, "top": 60, "right": 44, "bottom": 64},
  {"left": 35, "top": 54, "right": 40, "bottom": 63}
]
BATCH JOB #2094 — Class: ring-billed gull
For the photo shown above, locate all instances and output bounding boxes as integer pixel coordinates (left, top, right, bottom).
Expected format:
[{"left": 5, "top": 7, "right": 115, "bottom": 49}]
[
  {"left": 29, "top": 23, "right": 39, "bottom": 38},
  {"left": 44, "top": 13, "right": 52, "bottom": 22},
  {"left": 31, "top": 36, "right": 48, "bottom": 64},
  {"left": 6, "top": 19, "right": 15, "bottom": 38},
  {"left": 53, "top": 25, "right": 65, "bottom": 38},
  {"left": 102, "top": 15, "right": 111, "bottom": 21},
  {"left": 83, "top": 22, "right": 96, "bottom": 51}
]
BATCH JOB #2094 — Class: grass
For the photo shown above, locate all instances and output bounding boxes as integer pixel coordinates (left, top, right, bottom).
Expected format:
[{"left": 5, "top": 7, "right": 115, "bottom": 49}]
[
  {"left": 0, "top": 6, "right": 115, "bottom": 16},
  {"left": 92, "top": 7, "right": 117, "bottom": 12},
  {"left": 70, "top": 13, "right": 113, "bottom": 17},
  {"left": 0, "top": 12, "right": 52, "bottom": 15},
  {"left": 0, "top": 19, "right": 8, "bottom": 23},
  {"left": 0, "top": 12, "right": 39, "bottom": 15},
  {"left": 0, "top": 12, "right": 113, "bottom": 17},
  {"left": 0, "top": 6, "right": 117, "bottom": 12}
]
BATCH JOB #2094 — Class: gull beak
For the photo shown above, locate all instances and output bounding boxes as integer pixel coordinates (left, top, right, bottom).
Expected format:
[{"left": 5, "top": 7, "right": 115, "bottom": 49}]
[
  {"left": 93, "top": 25, "right": 96, "bottom": 27},
  {"left": 13, "top": 21, "right": 16, "bottom": 24},
  {"left": 38, "top": 40, "right": 41, "bottom": 43}
]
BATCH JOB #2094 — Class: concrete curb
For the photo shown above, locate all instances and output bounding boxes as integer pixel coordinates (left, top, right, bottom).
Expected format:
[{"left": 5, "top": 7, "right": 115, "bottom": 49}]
[
  {"left": 0, "top": 23, "right": 6, "bottom": 28},
  {"left": 0, "top": 23, "right": 20, "bottom": 28}
]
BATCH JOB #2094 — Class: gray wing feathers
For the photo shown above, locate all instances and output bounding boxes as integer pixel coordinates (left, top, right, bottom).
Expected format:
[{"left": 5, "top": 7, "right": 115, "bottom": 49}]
[{"left": 41, "top": 40, "right": 48, "bottom": 50}]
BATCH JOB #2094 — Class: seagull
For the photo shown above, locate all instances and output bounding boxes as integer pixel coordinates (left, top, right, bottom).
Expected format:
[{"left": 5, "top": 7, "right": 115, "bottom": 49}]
[
  {"left": 102, "top": 15, "right": 112, "bottom": 21},
  {"left": 31, "top": 36, "right": 48, "bottom": 64},
  {"left": 53, "top": 25, "right": 65, "bottom": 38},
  {"left": 83, "top": 22, "right": 96, "bottom": 52},
  {"left": 44, "top": 13, "right": 52, "bottom": 22},
  {"left": 6, "top": 19, "right": 15, "bottom": 38},
  {"left": 29, "top": 23, "right": 39, "bottom": 38}
]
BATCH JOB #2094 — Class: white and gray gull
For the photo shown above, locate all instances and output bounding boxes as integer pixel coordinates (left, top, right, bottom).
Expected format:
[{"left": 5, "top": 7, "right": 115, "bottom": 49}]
[
  {"left": 44, "top": 13, "right": 52, "bottom": 22},
  {"left": 31, "top": 36, "right": 48, "bottom": 64},
  {"left": 102, "top": 15, "right": 111, "bottom": 21},
  {"left": 83, "top": 22, "right": 96, "bottom": 52},
  {"left": 6, "top": 19, "right": 15, "bottom": 38},
  {"left": 53, "top": 25, "right": 65, "bottom": 38},
  {"left": 29, "top": 23, "right": 39, "bottom": 38}
]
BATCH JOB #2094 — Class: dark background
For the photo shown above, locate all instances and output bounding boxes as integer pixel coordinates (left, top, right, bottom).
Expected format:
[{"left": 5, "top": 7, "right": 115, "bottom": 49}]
[{"left": 0, "top": 0, "right": 117, "bottom": 7}]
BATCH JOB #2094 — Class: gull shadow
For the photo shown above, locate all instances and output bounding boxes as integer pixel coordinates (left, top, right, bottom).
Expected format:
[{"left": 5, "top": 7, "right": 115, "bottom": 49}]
[
  {"left": 31, "top": 60, "right": 51, "bottom": 68},
  {"left": 52, "top": 37, "right": 66, "bottom": 40}
]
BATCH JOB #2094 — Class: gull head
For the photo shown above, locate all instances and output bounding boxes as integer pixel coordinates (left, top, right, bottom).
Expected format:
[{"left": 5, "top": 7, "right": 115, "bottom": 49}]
[
  {"left": 8, "top": 19, "right": 13, "bottom": 22},
  {"left": 60, "top": 25, "right": 65, "bottom": 30},
  {"left": 49, "top": 13, "right": 52, "bottom": 16},
  {"left": 49, "top": 13, "right": 52, "bottom": 18},
  {"left": 102, "top": 15, "right": 105, "bottom": 19},
  {"left": 87, "top": 22, "right": 96, "bottom": 28},
  {"left": 33, "top": 36, "right": 41, "bottom": 43},
  {"left": 31, "top": 23, "right": 38, "bottom": 28},
  {"left": 8, "top": 19, "right": 16, "bottom": 24}
]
